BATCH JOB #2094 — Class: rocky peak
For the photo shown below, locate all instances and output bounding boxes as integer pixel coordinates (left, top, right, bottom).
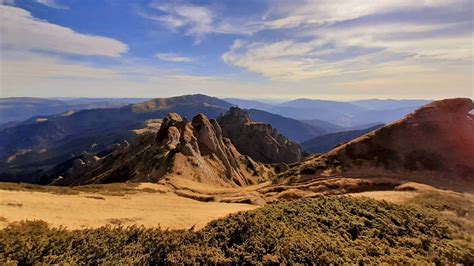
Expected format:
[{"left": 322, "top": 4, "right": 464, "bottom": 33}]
[
  {"left": 53, "top": 112, "right": 272, "bottom": 187},
  {"left": 218, "top": 107, "right": 302, "bottom": 164},
  {"left": 221, "top": 107, "right": 252, "bottom": 124}
]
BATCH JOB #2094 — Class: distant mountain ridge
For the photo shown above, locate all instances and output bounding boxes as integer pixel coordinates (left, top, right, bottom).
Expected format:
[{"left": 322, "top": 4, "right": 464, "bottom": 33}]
[
  {"left": 350, "top": 99, "right": 431, "bottom": 110},
  {"left": 300, "top": 124, "right": 384, "bottom": 154},
  {"left": 225, "top": 97, "right": 430, "bottom": 128},
  {"left": 0, "top": 97, "right": 150, "bottom": 125},
  {"left": 245, "top": 109, "right": 326, "bottom": 142}
]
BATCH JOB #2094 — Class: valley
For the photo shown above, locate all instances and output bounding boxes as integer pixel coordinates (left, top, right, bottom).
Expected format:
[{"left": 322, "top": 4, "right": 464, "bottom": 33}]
[{"left": 0, "top": 96, "right": 472, "bottom": 264}]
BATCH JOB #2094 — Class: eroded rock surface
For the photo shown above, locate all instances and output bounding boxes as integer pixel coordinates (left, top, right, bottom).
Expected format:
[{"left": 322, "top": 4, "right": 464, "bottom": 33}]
[
  {"left": 218, "top": 107, "right": 302, "bottom": 164},
  {"left": 52, "top": 113, "right": 272, "bottom": 187}
]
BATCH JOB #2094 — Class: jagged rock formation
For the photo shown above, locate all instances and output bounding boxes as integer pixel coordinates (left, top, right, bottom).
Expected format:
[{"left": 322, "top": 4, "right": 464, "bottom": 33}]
[
  {"left": 0, "top": 94, "right": 232, "bottom": 183},
  {"left": 52, "top": 113, "right": 272, "bottom": 187},
  {"left": 277, "top": 98, "right": 474, "bottom": 192},
  {"left": 217, "top": 107, "right": 302, "bottom": 164}
]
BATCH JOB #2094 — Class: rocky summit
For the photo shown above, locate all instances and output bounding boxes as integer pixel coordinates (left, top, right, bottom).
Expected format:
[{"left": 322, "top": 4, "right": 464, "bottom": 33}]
[
  {"left": 52, "top": 113, "right": 272, "bottom": 187},
  {"left": 218, "top": 107, "right": 302, "bottom": 164}
]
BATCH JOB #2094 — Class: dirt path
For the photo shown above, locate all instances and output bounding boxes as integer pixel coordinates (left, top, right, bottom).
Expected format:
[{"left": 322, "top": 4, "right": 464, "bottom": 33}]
[{"left": 0, "top": 183, "right": 258, "bottom": 230}]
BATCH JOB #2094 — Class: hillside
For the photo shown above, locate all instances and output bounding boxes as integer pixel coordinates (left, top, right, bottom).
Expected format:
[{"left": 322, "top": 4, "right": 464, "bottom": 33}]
[{"left": 278, "top": 98, "right": 474, "bottom": 192}]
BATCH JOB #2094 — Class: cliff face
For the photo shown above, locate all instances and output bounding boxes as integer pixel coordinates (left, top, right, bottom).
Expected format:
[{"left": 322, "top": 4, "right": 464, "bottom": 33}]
[
  {"left": 278, "top": 98, "right": 474, "bottom": 192},
  {"left": 217, "top": 107, "right": 302, "bottom": 164},
  {"left": 52, "top": 113, "right": 272, "bottom": 187}
]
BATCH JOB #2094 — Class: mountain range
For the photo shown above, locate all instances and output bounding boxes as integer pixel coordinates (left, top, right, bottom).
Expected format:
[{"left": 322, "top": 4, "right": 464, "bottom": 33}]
[
  {"left": 22, "top": 97, "right": 474, "bottom": 196},
  {"left": 226, "top": 98, "right": 430, "bottom": 127},
  {"left": 0, "top": 94, "right": 438, "bottom": 184}
]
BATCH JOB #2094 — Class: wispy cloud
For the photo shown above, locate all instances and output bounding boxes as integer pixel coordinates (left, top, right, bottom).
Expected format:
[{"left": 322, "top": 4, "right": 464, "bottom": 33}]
[
  {"left": 1, "top": 0, "right": 471, "bottom": 100},
  {"left": 0, "top": 5, "right": 127, "bottom": 56},
  {"left": 148, "top": 3, "right": 214, "bottom": 43},
  {"left": 144, "top": 2, "right": 262, "bottom": 43},
  {"left": 155, "top": 53, "right": 193, "bottom": 62},
  {"left": 222, "top": 40, "right": 341, "bottom": 80},
  {"left": 222, "top": 0, "right": 472, "bottom": 81},
  {"left": 262, "top": 0, "right": 458, "bottom": 29},
  {"left": 36, "top": 0, "right": 68, "bottom": 9}
]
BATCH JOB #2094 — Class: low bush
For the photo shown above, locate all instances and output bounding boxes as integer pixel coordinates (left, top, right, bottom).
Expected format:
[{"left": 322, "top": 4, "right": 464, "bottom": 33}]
[{"left": 1, "top": 196, "right": 472, "bottom": 264}]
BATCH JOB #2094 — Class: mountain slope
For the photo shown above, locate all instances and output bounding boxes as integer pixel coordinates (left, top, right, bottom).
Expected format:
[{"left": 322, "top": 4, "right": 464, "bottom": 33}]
[
  {"left": 224, "top": 98, "right": 274, "bottom": 110},
  {"left": 278, "top": 98, "right": 474, "bottom": 192},
  {"left": 267, "top": 99, "right": 365, "bottom": 124},
  {"left": 300, "top": 118, "right": 347, "bottom": 133},
  {"left": 0, "top": 98, "right": 70, "bottom": 125},
  {"left": 245, "top": 109, "right": 326, "bottom": 142},
  {"left": 300, "top": 124, "right": 384, "bottom": 154}
]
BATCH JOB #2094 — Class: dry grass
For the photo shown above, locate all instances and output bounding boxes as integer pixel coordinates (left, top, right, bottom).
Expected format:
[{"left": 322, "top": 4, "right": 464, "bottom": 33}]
[
  {"left": 0, "top": 183, "right": 257, "bottom": 230},
  {"left": 0, "top": 182, "right": 164, "bottom": 196}
]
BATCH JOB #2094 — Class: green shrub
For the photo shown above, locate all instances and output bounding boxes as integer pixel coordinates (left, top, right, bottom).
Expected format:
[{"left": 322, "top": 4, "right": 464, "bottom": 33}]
[{"left": 1, "top": 197, "right": 473, "bottom": 264}]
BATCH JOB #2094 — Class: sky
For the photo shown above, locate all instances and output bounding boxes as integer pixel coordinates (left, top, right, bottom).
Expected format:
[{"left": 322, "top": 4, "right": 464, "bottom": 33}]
[{"left": 0, "top": 0, "right": 472, "bottom": 100}]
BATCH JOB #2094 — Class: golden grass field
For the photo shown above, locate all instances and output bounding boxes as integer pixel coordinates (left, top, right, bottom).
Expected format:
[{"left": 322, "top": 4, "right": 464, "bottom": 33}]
[{"left": 1, "top": 181, "right": 470, "bottom": 230}]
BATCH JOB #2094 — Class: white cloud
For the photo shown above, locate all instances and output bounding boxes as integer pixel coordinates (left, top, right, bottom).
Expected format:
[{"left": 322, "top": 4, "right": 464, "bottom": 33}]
[
  {"left": 263, "top": 0, "right": 459, "bottom": 29},
  {"left": 145, "top": 0, "right": 466, "bottom": 42},
  {"left": 145, "top": 2, "right": 262, "bottom": 43},
  {"left": 223, "top": 18, "right": 472, "bottom": 81},
  {"left": 155, "top": 53, "right": 193, "bottom": 62},
  {"left": 0, "top": 5, "right": 127, "bottom": 56},
  {"left": 0, "top": 49, "right": 233, "bottom": 98},
  {"left": 149, "top": 3, "right": 214, "bottom": 43},
  {"left": 36, "top": 0, "right": 68, "bottom": 9},
  {"left": 1, "top": 54, "right": 117, "bottom": 82},
  {"left": 223, "top": 40, "right": 342, "bottom": 80}
]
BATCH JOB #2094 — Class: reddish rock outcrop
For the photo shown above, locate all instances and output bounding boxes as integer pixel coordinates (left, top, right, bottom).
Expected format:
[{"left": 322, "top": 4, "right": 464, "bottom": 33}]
[
  {"left": 218, "top": 107, "right": 302, "bottom": 164},
  {"left": 278, "top": 98, "right": 474, "bottom": 192}
]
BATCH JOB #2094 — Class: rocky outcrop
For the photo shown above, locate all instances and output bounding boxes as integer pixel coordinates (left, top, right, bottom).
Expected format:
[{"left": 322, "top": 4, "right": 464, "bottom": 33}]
[
  {"left": 278, "top": 98, "right": 474, "bottom": 192},
  {"left": 52, "top": 113, "right": 272, "bottom": 187},
  {"left": 217, "top": 107, "right": 302, "bottom": 164}
]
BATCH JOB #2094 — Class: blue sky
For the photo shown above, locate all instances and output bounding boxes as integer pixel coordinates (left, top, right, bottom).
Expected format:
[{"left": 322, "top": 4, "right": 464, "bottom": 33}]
[{"left": 0, "top": 0, "right": 472, "bottom": 100}]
